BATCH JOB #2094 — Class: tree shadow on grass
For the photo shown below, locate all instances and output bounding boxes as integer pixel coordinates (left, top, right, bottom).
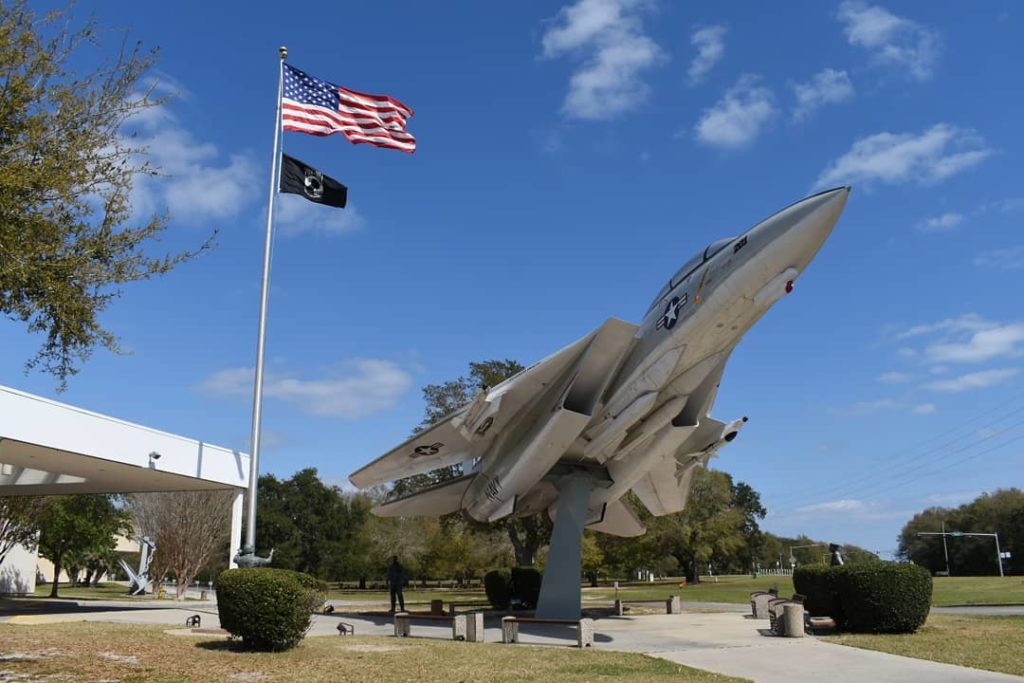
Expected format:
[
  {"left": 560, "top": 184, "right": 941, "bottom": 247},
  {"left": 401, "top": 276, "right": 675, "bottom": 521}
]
[{"left": 194, "top": 639, "right": 250, "bottom": 653}]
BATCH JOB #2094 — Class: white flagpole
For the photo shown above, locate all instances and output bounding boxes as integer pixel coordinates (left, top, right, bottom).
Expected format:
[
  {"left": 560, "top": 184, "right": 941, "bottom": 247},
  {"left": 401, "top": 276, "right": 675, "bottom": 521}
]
[{"left": 244, "top": 46, "right": 288, "bottom": 554}]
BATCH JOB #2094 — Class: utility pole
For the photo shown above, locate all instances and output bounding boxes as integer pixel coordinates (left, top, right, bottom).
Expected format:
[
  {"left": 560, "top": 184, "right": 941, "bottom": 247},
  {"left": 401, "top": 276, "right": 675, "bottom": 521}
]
[
  {"left": 788, "top": 543, "right": 824, "bottom": 568},
  {"left": 917, "top": 530, "right": 1005, "bottom": 578},
  {"left": 941, "top": 520, "right": 951, "bottom": 576}
]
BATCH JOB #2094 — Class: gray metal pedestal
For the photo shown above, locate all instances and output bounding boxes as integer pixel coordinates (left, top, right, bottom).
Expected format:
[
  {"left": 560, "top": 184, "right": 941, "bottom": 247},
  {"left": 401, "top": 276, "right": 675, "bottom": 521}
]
[{"left": 535, "top": 473, "right": 592, "bottom": 619}]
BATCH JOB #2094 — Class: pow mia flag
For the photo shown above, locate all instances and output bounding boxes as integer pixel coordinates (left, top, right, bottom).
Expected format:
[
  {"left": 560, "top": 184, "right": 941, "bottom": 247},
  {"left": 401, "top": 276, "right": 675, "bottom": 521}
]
[{"left": 279, "top": 154, "right": 347, "bottom": 208}]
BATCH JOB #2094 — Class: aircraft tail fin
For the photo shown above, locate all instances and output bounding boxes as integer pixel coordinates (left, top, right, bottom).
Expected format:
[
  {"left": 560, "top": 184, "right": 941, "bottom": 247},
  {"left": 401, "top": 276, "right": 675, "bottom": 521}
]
[{"left": 373, "top": 474, "right": 475, "bottom": 517}]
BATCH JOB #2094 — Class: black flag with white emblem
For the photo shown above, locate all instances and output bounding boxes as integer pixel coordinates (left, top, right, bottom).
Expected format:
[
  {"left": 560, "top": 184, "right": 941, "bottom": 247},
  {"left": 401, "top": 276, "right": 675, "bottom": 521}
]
[{"left": 279, "top": 154, "right": 347, "bottom": 208}]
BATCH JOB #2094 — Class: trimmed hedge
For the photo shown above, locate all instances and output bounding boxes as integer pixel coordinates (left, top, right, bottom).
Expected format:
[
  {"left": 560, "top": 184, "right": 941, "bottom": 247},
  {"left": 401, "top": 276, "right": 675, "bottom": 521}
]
[
  {"left": 510, "top": 567, "right": 542, "bottom": 609},
  {"left": 216, "top": 568, "right": 327, "bottom": 651},
  {"left": 793, "top": 562, "right": 931, "bottom": 634},
  {"left": 834, "top": 563, "right": 931, "bottom": 634},
  {"left": 793, "top": 565, "right": 842, "bottom": 622},
  {"left": 484, "top": 569, "right": 511, "bottom": 609}
]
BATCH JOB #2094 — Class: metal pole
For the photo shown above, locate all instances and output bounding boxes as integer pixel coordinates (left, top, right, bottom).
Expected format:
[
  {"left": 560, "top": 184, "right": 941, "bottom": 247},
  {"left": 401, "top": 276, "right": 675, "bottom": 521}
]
[
  {"left": 995, "top": 533, "right": 1004, "bottom": 578},
  {"left": 942, "top": 520, "right": 950, "bottom": 576},
  {"left": 245, "top": 46, "right": 287, "bottom": 551}
]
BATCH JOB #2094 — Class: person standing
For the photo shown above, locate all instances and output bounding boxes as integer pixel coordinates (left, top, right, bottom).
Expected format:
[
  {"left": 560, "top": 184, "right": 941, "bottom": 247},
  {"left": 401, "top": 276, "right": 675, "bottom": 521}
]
[{"left": 387, "top": 555, "right": 406, "bottom": 613}]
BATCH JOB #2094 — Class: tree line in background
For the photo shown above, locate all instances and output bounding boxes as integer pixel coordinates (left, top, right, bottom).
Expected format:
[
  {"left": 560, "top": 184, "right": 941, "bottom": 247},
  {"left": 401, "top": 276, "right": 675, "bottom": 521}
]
[{"left": 898, "top": 488, "right": 1023, "bottom": 576}]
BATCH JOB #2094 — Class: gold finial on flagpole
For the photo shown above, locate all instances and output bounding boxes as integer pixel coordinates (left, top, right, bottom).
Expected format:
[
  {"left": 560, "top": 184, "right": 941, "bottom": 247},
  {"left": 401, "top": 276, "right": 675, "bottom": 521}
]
[{"left": 279, "top": 46, "right": 288, "bottom": 60}]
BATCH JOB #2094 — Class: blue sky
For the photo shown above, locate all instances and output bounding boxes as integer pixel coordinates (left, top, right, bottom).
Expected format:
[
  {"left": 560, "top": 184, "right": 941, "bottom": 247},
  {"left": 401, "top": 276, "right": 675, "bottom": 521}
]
[{"left": 3, "top": 0, "right": 1022, "bottom": 556}]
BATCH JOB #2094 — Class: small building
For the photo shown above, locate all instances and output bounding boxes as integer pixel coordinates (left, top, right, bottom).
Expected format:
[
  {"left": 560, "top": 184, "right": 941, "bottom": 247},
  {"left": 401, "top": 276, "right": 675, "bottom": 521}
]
[{"left": 0, "top": 384, "right": 249, "bottom": 595}]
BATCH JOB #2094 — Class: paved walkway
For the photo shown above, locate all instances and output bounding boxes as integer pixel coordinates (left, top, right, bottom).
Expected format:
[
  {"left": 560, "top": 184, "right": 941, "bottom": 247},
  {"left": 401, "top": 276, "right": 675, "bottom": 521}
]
[{"left": 2, "top": 599, "right": 1020, "bottom": 682}]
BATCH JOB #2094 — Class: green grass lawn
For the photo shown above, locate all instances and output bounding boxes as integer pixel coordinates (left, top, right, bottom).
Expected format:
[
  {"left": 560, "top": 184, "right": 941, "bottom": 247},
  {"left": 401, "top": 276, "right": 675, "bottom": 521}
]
[
  {"left": 930, "top": 576, "right": 1024, "bottom": 606},
  {"left": 0, "top": 622, "right": 746, "bottom": 683},
  {"left": 31, "top": 582, "right": 148, "bottom": 600},
  {"left": 30, "top": 575, "right": 1024, "bottom": 608},
  {"left": 826, "top": 614, "right": 1024, "bottom": 678}
]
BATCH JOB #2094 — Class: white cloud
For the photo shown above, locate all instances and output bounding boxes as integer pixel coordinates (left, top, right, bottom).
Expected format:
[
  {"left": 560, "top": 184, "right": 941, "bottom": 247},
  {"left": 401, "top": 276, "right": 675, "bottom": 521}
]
[
  {"left": 926, "top": 323, "right": 1024, "bottom": 363},
  {"left": 688, "top": 25, "right": 726, "bottom": 84},
  {"left": 797, "top": 499, "right": 866, "bottom": 514},
  {"left": 198, "top": 359, "right": 413, "bottom": 419},
  {"left": 911, "top": 403, "right": 937, "bottom": 415},
  {"left": 694, "top": 75, "right": 776, "bottom": 149},
  {"left": 974, "top": 246, "right": 1024, "bottom": 271},
  {"left": 837, "top": 1, "right": 940, "bottom": 81},
  {"left": 127, "top": 103, "right": 258, "bottom": 225},
  {"left": 925, "top": 368, "right": 1019, "bottom": 393},
  {"left": 877, "top": 371, "right": 911, "bottom": 384},
  {"left": 924, "top": 490, "right": 980, "bottom": 505},
  {"left": 897, "top": 313, "right": 992, "bottom": 340},
  {"left": 276, "top": 194, "right": 365, "bottom": 237},
  {"left": 541, "top": 0, "right": 662, "bottom": 120},
  {"left": 791, "top": 68, "right": 854, "bottom": 121},
  {"left": 980, "top": 197, "right": 1024, "bottom": 214},
  {"left": 917, "top": 212, "right": 963, "bottom": 233},
  {"left": 897, "top": 315, "right": 1024, "bottom": 365},
  {"left": 815, "top": 124, "right": 993, "bottom": 189}
]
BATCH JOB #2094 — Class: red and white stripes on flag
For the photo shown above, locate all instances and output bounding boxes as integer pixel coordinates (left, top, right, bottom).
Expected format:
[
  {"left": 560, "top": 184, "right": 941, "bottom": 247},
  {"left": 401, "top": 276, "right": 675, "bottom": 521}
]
[{"left": 281, "top": 64, "right": 416, "bottom": 153}]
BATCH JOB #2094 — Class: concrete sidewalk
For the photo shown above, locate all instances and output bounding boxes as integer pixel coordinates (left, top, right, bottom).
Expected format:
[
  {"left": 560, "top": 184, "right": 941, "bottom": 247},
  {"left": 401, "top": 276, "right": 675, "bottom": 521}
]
[{"left": 2, "top": 599, "right": 1020, "bottom": 682}]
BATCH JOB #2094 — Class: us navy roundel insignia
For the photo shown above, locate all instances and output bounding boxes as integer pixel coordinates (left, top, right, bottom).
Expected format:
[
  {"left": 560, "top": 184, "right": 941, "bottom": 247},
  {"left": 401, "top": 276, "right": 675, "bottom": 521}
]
[{"left": 656, "top": 293, "right": 688, "bottom": 331}]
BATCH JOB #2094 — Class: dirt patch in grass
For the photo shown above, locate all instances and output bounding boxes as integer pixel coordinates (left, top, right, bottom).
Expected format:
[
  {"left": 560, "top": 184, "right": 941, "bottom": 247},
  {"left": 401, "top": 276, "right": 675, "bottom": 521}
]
[
  {"left": 826, "top": 614, "right": 1024, "bottom": 677},
  {"left": 0, "top": 622, "right": 746, "bottom": 682}
]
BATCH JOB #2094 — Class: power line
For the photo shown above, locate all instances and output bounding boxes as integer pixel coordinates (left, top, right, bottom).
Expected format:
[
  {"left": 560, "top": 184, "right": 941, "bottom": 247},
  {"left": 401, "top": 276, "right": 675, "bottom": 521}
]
[
  {"left": 778, "top": 400, "right": 1024, "bottom": 512},
  {"left": 800, "top": 398, "right": 1024, "bottom": 505},
  {"left": 774, "top": 418, "right": 1024, "bottom": 514}
]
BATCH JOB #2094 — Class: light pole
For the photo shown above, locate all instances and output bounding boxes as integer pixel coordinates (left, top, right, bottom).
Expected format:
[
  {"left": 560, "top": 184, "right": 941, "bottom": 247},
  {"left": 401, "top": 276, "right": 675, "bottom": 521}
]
[{"left": 788, "top": 543, "right": 824, "bottom": 569}]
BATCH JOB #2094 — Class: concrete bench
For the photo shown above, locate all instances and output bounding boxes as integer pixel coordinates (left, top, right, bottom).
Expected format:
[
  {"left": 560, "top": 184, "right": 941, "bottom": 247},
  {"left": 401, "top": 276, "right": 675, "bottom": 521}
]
[
  {"left": 447, "top": 601, "right": 492, "bottom": 615},
  {"left": 767, "top": 595, "right": 806, "bottom": 636},
  {"left": 393, "top": 612, "right": 484, "bottom": 642},
  {"left": 614, "top": 596, "right": 681, "bottom": 615},
  {"left": 750, "top": 591, "right": 778, "bottom": 619},
  {"left": 501, "top": 616, "right": 593, "bottom": 648}
]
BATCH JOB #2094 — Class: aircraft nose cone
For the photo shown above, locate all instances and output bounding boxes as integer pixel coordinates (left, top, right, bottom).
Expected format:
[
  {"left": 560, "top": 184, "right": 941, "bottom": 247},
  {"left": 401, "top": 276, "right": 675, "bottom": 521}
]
[
  {"left": 787, "top": 186, "right": 849, "bottom": 266},
  {"left": 749, "top": 186, "right": 850, "bottom": 275}
]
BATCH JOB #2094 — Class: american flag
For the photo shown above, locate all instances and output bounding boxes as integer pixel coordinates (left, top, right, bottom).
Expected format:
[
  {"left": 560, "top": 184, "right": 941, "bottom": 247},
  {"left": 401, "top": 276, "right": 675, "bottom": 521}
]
[{"left": 281, "top": 64, "right": 416, "bottom": 153}]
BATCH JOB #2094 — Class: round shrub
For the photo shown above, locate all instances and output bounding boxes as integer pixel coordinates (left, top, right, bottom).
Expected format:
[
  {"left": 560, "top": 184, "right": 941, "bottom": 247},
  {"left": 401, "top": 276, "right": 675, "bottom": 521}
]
[
  {"left": 216, "top": 568, "right": 327, "bottom": 651},
  {"left": 484, "top": 569, "right": 511, "bottom": 609},
  {"left": 832, "top": 562, "right": 931, "bottom": 634},
  {"left": 793, "top": 564, "right": 843, "bottom": 620},
  {"left": 510, "top": 566, "right": 542, "bottom": 609}
]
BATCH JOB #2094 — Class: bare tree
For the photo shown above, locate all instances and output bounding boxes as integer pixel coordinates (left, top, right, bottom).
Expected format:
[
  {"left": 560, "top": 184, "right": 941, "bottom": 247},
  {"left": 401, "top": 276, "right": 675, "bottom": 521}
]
[
  {"left": 126, "top": 491, "right": 234, "bottom": 600},
  {"left": 0, "top": 496, "right": 49, "bottom": 566}
]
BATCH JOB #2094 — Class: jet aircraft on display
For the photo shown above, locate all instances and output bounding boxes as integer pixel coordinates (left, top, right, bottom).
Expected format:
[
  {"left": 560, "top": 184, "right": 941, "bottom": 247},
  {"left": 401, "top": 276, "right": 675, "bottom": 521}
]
[{"left": 351, "top": 187, "right": 850, "bottom": 617}]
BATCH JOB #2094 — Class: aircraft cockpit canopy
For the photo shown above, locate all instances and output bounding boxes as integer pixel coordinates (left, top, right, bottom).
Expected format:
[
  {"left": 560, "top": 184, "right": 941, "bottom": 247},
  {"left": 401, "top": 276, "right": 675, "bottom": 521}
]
[{"left": 646, "top": 236, "right": 737, "bottom": 314}]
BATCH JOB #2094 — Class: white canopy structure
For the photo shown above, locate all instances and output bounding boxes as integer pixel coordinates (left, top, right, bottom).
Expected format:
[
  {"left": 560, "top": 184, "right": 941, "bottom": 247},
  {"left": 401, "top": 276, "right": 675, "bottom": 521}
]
[{"left": 0, "top": 384, "right": 249, "bottom": 594}]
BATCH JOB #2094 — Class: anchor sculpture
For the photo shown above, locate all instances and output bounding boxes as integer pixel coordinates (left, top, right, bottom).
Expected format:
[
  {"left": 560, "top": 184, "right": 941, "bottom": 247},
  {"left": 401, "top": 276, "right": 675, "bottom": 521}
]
[
  {"left": 233, "top": 544, "right": 274, "bottom": 568},
  {"left": 119, "top": 536, "right": 156, "bottom": 595}
]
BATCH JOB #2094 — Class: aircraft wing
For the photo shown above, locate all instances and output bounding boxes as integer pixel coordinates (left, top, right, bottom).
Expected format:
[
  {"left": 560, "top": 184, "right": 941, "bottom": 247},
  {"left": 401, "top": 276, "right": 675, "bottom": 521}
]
[
  {"left": 350, "top": 317, "right": 639, "bottom": 490},
  {"left": 348, "top": 412, "right": 472, "bottom": 489}
]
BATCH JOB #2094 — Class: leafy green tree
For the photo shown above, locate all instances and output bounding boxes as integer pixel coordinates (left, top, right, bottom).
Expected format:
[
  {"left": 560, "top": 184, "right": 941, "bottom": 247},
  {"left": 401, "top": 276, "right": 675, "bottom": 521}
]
[
  {"left": 0, "top": 2, "right": 210, "bottom": 386},
  {"left": 255, "top": 469, "right": 370, "bottom": 580},
  {"left": 899, "top": 488, "right": 1023, "bottom": 575},
  {"left": 646, "top": 468, "right": 747, "bottom": 582},
  {"left": 37, "top": 494, "right": 129, "bottom": 597},
  {"left": 397, "top": 359, "right": 553, "bottom": 566},
  {"left": 0, "top": 496, "right": 48, "bottom": 566}
]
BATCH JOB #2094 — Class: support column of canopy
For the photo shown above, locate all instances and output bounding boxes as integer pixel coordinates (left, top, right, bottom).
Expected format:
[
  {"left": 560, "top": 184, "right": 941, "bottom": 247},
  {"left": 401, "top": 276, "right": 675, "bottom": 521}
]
[{"left": 229, "top": 490, "right": 244, "bottom": 569}]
